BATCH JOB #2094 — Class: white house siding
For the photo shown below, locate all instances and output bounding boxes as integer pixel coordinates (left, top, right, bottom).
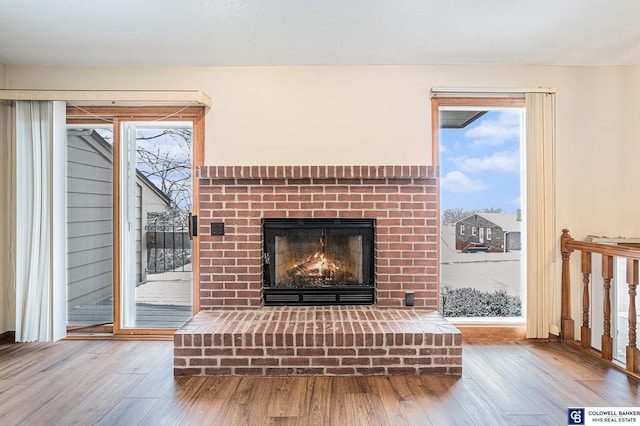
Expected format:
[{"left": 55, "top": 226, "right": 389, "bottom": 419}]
[
  {"left": 66, "top": 130, "right": 170, "bottom": 312},
  {"left": 66, "top": 130, "right": 114, "bottom": 310}
]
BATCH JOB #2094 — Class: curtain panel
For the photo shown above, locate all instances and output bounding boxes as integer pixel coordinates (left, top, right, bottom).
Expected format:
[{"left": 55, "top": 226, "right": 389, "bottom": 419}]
[
  {"left": 525, "top": 92, "right": 557, "bottom": 338},
  {"left": 14, "top": 100, "right": 66, "bottom": 342},
  {"left": 15, "top": 101, "right": 53, "bottom": 342}
]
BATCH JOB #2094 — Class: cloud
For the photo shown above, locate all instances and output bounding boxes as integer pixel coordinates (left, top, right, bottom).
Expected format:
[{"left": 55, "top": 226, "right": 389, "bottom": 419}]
[
  {"left": 453, "top": 150, "right": 520, "bottom": 173},
  {"left": 464, "top": 111, "right": 521, "bottom": 147},
  {"left": 441, "top": 171, "right": 487, "bottom": 193}
]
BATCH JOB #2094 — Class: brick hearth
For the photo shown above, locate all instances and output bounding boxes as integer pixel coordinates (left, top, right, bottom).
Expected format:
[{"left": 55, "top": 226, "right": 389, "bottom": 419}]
[{"left": 174, "top": 307, "right": 462, "bottom": 376}]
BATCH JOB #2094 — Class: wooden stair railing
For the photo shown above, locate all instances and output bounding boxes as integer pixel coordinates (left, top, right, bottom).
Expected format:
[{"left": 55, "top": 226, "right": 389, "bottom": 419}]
[{"left": 561, "top": 229, "right": 640, "bottom": 374}]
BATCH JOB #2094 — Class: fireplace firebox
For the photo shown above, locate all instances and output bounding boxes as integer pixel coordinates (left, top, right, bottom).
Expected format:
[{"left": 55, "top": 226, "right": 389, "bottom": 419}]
[{"left": 263, "top": 219, "right": 375, "bottom": 305}]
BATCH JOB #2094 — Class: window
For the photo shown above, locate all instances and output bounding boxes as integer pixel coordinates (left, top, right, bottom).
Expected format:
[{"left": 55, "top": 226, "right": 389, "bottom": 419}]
[
  {"left": 435, "top": 96, "right": 525, "bottom": 321},
  {"left": 460, "top": 225, "right": 465, "bottom": 236}
]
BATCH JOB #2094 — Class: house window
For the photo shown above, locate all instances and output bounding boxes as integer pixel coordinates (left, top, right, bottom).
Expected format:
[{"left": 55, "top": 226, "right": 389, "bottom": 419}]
[
  {"left": 460, "top": 225, "right": 465, "bottom": 236},
  {"left": 486, "top": 228, "right": 492, "bottom": 240},
  {"left": 472, "top": 226, "right": 477, "bottom": 236}
]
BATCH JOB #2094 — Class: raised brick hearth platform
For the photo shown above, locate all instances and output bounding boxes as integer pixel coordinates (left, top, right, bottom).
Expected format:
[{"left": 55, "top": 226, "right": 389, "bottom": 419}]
[{"left": 174, "top": 307, "right": 462, "bottom": 376}]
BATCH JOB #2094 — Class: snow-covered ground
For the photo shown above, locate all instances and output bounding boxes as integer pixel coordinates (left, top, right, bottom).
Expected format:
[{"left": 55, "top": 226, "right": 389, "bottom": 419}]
[{"left": 440, "top": 224, "right": 522, "bottom": 297}]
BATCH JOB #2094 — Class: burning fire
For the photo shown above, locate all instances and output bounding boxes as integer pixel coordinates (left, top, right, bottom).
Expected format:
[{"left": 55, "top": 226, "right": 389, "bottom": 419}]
[
  {"left": 309, "top": 251, "right": 339, "bottom": 276},
  {"left": 287, "top": 250, "right": 340, "bottom": 282},
  {"left": 284, "top": 232, "right": 356, "bottom": 286}
]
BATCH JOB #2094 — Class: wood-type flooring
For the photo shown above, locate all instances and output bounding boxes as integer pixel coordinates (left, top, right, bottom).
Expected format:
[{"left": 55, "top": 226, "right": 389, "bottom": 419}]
[{"left": 0, "top": 339, "right": 638, "bottom": 425}]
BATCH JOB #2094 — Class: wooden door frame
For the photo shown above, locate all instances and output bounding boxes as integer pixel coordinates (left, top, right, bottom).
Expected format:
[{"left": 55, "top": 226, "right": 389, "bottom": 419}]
[{"left": 67, "top": 105, "right": 205, "bottom": 337}]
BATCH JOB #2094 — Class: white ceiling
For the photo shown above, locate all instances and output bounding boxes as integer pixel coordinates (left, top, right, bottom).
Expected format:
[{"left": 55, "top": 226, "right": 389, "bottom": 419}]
[{"left": 1, "top": 0, "right": 640, "bottom": 67}]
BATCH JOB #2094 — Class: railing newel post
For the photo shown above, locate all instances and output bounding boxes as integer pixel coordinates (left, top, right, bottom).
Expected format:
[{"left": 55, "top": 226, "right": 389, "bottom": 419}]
[{"left": 561, "top": 229, "right": 575, "bottom": 341}]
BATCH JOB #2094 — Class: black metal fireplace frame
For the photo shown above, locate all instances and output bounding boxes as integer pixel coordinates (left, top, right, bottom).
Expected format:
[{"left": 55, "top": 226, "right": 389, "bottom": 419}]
[{"left": 262, "top": 218, "right": 375, "bottom": 306}]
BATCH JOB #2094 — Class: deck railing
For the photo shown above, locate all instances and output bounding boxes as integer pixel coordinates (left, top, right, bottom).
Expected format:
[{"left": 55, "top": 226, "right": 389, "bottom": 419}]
[
  {"left": 561, "top": 229, "right": 639, "bottom": 374},
  {"left": 146, "top": 225, "right": 192, "bottom": 273}
]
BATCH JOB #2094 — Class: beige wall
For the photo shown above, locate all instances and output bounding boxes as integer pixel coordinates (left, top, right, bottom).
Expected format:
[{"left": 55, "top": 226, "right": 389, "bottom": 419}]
[
  {"left": 2, "top": 63, "right": 12, "bottom": 333},
  {"left": 0, "top": 62, "right": 11, "bottom": 334},
  {"left": 0, "top": 62, "right": 7, "bottom": 88},
  {"left": 0, "top": 64, "right": 6, "bottom": 333},
  {"left": 0, "top": 101, "right": 16, "bottom": 335},
  {"left": 7, "top": 64, "right": 640, "bottom": 334}
]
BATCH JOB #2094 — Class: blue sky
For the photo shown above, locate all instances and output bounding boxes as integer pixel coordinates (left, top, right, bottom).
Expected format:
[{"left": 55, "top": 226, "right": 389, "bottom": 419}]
[{"left": 439, "top": 109, "right": 523, "bottom": 213}]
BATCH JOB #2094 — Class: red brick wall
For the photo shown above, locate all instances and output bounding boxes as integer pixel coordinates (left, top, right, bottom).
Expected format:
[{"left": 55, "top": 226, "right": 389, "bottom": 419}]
[{"left": 197, "top": 166, "right": 438, "bottom": 310}]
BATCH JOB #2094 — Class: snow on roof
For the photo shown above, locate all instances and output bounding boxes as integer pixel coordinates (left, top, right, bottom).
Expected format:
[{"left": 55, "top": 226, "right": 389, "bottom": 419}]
[{"left": 458, "top": 212, "right": 521, "bottom": 233}]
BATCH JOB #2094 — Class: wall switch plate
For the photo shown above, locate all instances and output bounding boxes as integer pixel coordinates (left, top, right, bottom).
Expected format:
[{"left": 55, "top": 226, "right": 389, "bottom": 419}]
[
  {"left": 405, "top": 292, "right": 414, "bottom": 307},
  {"left": 210, "top": 222, "right": 225, "bottom": 236}
]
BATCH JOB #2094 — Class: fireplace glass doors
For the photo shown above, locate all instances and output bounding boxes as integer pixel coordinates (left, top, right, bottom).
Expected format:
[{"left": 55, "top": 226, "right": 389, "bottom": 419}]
[{"left": 263, "top": 219, "right": 374, "bottom": 305}]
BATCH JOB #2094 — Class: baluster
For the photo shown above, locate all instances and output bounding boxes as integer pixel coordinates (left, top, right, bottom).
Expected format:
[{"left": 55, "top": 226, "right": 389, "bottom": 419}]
[
  {"left": 172, "top": 224, "right": 176, "bottom": 272},
  {"left": 602, "top": 255, "right": 614, "bottom": 361},
  {"left": 163, "top": 224, "right": 167, "bottom": 272},
  {"left": 560, "top": 229, "right": 575, "bottom": 341},
  {"left": 627, "top": 258, "right": 639, "bottom": 373},
  {"left": 581, "top": 251, "right": 592, "bottom": 349}
]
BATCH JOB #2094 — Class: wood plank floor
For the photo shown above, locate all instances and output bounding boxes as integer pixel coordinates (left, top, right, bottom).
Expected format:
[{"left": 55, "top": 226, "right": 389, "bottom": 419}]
[{"left": 0, "top": 340, "right": 638, "bottom": 425}]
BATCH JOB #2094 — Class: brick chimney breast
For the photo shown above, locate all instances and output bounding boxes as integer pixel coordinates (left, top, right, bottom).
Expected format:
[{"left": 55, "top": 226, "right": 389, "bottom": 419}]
[{"left": 197, "top": 165, "right": 438, "bottom": 310}]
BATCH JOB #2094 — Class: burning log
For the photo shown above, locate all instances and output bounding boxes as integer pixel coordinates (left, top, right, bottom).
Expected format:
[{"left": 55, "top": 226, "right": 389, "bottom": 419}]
[
  {"left": 287, "top": 252, "right": 336, "bottom": 280},
  {"left": 287, "top": 259, "right": 323, "bottom": 278},
  {"left": 284, "top": 245, "right": 357, "bottom": 286}
]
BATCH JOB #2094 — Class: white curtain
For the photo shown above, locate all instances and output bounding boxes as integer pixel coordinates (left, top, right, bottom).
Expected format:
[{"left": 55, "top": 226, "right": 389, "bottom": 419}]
[
  {"left": 525, "top": 92, "right": 557, "bottom": 338},
  {"left": 14, "top": 100, "right": 66, "bottom": 342}
]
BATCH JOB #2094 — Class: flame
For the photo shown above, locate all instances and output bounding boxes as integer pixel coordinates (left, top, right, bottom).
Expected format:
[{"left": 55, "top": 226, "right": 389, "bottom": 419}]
[{"left": 309, "top": 252, "right": 339, "bottom": 275}]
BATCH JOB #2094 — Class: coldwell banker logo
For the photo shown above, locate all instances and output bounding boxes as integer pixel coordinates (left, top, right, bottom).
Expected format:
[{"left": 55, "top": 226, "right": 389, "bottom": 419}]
[
  {"left": 568, "top": 408, "right": 585, "bottom": 425},
  {"left": 567, "top": 407, "right": 640, "bottom": 424}
]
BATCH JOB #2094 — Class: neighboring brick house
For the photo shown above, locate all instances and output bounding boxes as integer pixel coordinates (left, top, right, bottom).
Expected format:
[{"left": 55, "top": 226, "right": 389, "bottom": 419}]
[{"left": 455, "top": 212, "right": 521, "bottom": 252}]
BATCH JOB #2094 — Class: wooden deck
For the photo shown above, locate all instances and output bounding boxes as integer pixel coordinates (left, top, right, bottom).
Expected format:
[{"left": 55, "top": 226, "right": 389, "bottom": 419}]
[
  {"left": 67, "top": 301, "right": 192, "bottom": 329},
  {"left": 67, "top": 270, "right": 193, "bottom": 330},
  {"left": 1, "top": 339, "right": 638, "bottom": 425}
]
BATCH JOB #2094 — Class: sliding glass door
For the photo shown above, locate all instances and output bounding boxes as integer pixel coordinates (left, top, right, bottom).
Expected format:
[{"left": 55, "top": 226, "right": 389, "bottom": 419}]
[
  {"left": 66, "top": 106, "right": 203, "bottom": 335},
  {"left": 120, "top": 122, "right": 194, "bottom": 329}
]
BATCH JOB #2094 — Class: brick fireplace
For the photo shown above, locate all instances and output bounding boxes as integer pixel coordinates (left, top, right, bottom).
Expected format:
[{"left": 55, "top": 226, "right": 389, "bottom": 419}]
[
  {"left": 173, "top": 165, "right": 462, "bottom": 376},
  {"left": 197, "top": 165, "right": 439, "bottom": 309}
]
